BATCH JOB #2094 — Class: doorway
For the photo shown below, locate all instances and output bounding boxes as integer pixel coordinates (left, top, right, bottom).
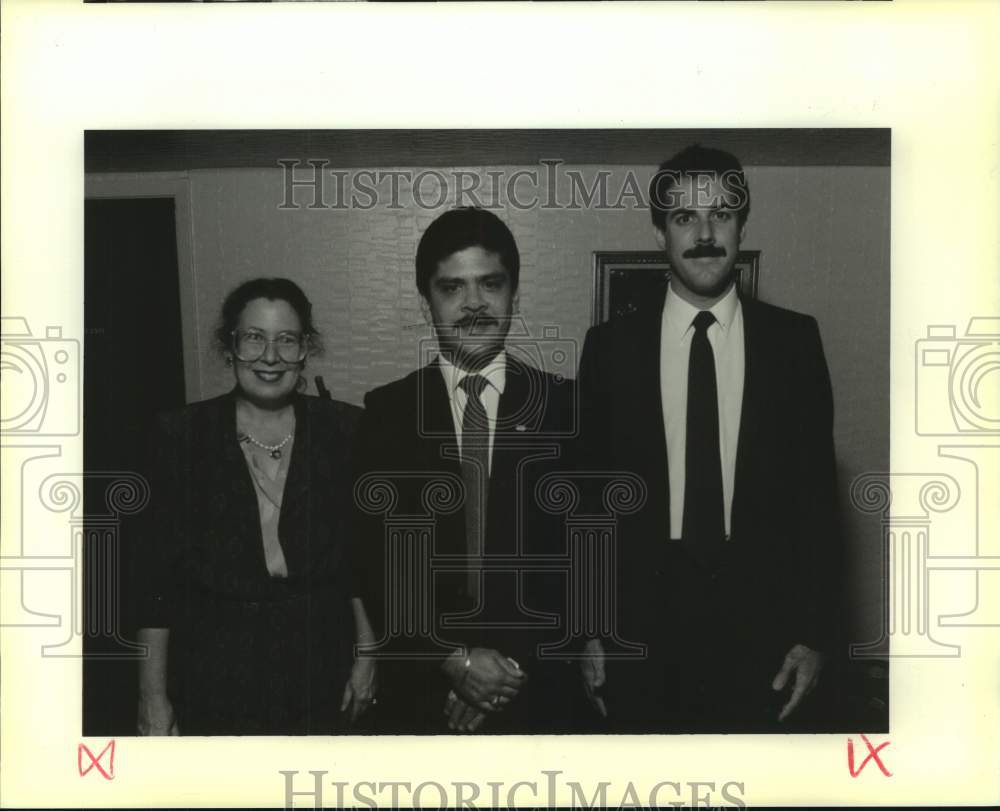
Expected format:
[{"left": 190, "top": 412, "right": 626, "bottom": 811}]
[{"left": 83, "top": 196, "right": 186, "bottom": 735}]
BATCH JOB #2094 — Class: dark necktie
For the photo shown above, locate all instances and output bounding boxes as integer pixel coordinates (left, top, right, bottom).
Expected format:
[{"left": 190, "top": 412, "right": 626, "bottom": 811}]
[
  {"left": 459, "top": 375, "right": 490, "bottom": 601},
  {"left": 682, "top": 310, "right": 726, "bottom": 565}
]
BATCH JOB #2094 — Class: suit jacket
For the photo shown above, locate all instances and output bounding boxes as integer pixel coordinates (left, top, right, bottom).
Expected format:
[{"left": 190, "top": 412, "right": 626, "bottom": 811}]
[
  {"left": 353, "top": 355, "right": 576, "bottom": 732},
  {"left": 577, "top": 295, "right": 841, "bottom": 726},
  {"left": 134, "top": 389, "right": 362, "bottom": 734}
]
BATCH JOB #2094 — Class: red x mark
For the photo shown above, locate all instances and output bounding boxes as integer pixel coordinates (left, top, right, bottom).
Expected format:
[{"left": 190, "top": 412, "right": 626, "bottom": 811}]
[
  {"left": 847, "top": 733, "right": 891, "bottom": 777},
  {"left": 78, "top": 740, "right": 115, "bottom": 780}
]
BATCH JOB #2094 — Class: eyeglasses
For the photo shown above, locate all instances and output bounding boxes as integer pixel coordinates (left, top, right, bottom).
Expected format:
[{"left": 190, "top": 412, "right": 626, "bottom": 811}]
[{"left": 230, "top": 329, "right": 308, "bottom": 363}]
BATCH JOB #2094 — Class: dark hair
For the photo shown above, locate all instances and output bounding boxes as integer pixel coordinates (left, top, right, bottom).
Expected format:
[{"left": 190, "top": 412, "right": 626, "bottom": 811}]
[
  {"left": 213, "top": 277, "right": 322, "bottom": 356},
  {"left": 415, "top": 207, "right": 520, "bottom": 297},
  {"left": 648, "top": 144, "right": 751, "bottom": 232}
]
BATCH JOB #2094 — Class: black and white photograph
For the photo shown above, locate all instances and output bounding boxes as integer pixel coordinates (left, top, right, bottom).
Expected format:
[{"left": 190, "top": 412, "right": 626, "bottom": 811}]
[
  {"left": 81, "top": 128, "right": 890, "bottom": 738},
  {"left": 2, "top": 1, "right": 997, "bottom": 808}
]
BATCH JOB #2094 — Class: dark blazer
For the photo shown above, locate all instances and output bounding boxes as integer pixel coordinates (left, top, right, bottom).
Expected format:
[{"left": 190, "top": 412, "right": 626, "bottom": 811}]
[
  {"left": 135, "top": 389, "right": 362, "bottom": 734},
  {"left": 577, "top": 295, "right": 841, "bottom": 730},
  {"left": 353, "top": 355, "right": 578, "bottom": 732}
]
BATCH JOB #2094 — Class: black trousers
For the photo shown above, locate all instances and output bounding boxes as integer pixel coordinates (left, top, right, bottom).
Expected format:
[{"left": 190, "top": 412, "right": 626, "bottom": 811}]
[{"left": 603, "top": 541, "right": 794, "bottom": 734}]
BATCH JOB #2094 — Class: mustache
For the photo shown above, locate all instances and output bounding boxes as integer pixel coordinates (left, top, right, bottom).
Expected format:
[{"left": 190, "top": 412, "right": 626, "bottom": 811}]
[
  {"left": 400, "top": 314, "right": 504, "bottom": 331},
  {"left": 683, "top": 244, "right": 727, "bottom": 259},
  {"left": 454, "top": 313, "right": 500, "bottom": 329}
]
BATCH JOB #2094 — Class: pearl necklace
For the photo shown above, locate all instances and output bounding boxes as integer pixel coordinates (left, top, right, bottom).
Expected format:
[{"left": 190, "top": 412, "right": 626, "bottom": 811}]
[{"left": 238, "top": 430, "right": 293, "bottom": 459}]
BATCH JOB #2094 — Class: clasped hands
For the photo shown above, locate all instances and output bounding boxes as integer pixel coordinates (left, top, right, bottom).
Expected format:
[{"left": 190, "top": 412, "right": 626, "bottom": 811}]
[
  {"left": 442, "top": 647, "right": 526, "bottom": 732},
  {"left": 580, "top": 639, "right": 825, "bottom": 723}
]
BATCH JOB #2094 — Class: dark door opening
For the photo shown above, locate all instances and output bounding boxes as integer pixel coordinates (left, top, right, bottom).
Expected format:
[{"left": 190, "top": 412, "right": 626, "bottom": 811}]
[{"left": 83, "top": 197, "right": 186, "bottom": 735}]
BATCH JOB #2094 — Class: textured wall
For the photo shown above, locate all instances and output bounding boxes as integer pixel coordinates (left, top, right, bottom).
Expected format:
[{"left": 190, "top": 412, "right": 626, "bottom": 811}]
[
  {"left": 91, "top": 162, "right": 890, "bottom": 646},
  {"left": 186, "top": 164, "right": 889, "bottom": 391},
  {"left": 185, "top": 165, "right": 657, "bottom": 399}
]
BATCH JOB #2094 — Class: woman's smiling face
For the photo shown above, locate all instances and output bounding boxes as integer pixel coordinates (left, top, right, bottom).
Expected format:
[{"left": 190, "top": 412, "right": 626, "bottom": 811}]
[{"left": 229, "top": 297, "right": 304, "bottom": 406}]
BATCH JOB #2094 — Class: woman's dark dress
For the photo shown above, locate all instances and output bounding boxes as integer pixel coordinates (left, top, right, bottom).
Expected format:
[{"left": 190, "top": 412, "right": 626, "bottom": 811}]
[{"left": 135, "top": 390, "right": 361, "bottom": 735}]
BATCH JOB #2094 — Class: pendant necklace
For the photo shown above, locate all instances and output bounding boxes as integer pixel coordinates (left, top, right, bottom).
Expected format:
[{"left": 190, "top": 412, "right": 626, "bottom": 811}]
[{"left": 238, "top": 430, "right": 293, "bottom": 459}]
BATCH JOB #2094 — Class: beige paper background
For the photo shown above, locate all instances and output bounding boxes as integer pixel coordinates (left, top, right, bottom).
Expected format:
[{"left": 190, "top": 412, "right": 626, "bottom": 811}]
[{"left": 1, "top": 0, "right": 998, "bottom": 807}]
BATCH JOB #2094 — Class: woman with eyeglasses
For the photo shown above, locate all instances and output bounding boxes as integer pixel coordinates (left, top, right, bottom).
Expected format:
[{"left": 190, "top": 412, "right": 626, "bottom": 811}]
[{"left": 134, "top": 277, "right": 375, "bottom": 735}]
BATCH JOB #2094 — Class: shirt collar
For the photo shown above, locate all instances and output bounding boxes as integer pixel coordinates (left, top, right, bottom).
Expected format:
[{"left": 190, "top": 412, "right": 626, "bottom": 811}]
[
  {"left": 662, "top": 281, "right": 740, "bottom": 342},
  {"left": 438, "top": 350, "right": 508, "bottom": 397}
]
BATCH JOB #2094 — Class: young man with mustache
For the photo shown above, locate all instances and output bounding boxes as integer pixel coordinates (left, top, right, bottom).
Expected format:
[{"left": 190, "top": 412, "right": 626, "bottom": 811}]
[
  {"left": 577, "top": 145, "right": 841, "bottom": 733},
  {"left": 353, "top": 207, "right": 578, "bottom": 733}
]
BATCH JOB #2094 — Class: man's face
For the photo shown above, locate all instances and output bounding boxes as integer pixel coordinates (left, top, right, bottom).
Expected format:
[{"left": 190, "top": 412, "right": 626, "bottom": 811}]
[
  {"left": 655, "top": 173, "right": 746, "bottom": 307},
  {"left": 422, "top": 245, "right": 517, "bottom": 371}
]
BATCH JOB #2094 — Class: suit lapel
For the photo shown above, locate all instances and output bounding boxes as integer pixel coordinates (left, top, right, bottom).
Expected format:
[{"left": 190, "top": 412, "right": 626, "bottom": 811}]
[
  {"left": 419, "top": 362, "right": 470, "bottom": 564},
  {"left": 494, "top": 354, "right": 539, "bottom": 435},
  {"left": 731, "top": 298, "right": 765, "bottom": 539},
  {"left": 635, "top": 306, "right": 668, "bottom": 458},
  {"left": 490, "top": 355, "right": 533, "bottom": 505},
  {"left": 629, "top": 307, "right": 670, "bottom": 533},
  {"left": 491, "top": 356, "right": 554, "bottom": 559},
  {"left": 207, "top": 390, "right": 269, "bottom": 575},
  {"left": 213, "top": 389, "right": 258, "bottom": 511},
  {"left": 277, "top": 393, "right": 311, "bottom": 555},
  {"left": 419, "top": 361, "right": 463, "bottom": 474}
]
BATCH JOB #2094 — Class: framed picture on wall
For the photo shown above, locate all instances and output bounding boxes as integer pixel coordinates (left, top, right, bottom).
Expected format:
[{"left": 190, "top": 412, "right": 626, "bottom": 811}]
[{"left": 591, "top": 249, "right": 761, "bottom": 324}]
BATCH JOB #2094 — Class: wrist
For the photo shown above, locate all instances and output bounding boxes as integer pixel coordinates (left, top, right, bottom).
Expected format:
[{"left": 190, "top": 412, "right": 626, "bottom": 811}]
[{"left": 442, "top": 648, "right": 471, "bottom": 682}]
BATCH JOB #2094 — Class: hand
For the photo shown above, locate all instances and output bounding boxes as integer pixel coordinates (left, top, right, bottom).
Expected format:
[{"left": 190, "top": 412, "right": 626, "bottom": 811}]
[
  {"left": 137, "top": 693, "right": 179, "bottom": 736},
  {"left": 580, "top": 638, "right": 607, "bottom": 718},
  {"left": 771, "top": 643, "right": 825, "bottom": 722},
  {"left": 442, "top": 648, "right": 526, "bottom": 712},
  {"left": 444, "top": 690, "right": 487, "bottom": 732},
  {"left": 340, "top": 656, "right": 377, "bottom": 723}
]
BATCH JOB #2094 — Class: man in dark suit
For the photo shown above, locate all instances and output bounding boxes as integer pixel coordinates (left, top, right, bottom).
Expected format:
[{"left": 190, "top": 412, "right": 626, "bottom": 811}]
[
  {"left": 353, "top": 207, "right": 577, "bottom": 733},
  {"left": 577, "top": 145, "right": 840, "bottom": 733}
]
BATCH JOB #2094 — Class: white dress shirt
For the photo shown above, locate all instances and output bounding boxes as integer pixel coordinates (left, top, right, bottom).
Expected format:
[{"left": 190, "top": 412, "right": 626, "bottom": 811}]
[
  {"left": 660, "top": 283, "right": 745, "bottom": 540},
  {"left": 438, "top": 350, "right": 507, "bottom": 475}
]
